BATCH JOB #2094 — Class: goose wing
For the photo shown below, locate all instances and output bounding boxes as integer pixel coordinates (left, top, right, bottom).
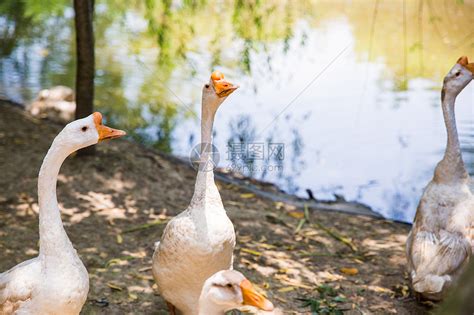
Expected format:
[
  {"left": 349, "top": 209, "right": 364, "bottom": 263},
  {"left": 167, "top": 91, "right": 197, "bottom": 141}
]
[
  {"left": 414, "top": 230, "right": 471, "bottom": 280},
  {"left": 0, "top": 258, "right": 40, "bottom": 308}
]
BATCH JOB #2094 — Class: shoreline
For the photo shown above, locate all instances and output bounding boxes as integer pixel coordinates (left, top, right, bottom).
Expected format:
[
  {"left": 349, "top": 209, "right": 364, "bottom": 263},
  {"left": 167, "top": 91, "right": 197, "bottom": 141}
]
[{"left": 0, "top": 97, "right": 387, "bottom": 221}]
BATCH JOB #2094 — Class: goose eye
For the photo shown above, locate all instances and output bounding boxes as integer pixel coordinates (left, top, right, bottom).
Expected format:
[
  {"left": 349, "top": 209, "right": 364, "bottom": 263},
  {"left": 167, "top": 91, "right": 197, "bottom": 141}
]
[
  {"left": 81, "top": 126, "right": 88, "bottom": 132},
  {"left": 226, "top": 284, "right": 232, "bottom": 288},
  {"left": 205, "top": 84, "right": 210, "bottom": 89}
]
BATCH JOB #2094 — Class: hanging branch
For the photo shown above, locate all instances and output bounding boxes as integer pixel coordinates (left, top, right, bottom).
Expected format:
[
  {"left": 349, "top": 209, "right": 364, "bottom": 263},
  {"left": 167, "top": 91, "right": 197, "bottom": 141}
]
[
  {"left": 402, "top": 0, "right": 408, "bottom": 89},
  {"left": 418, "top": 0, "right": 424, "bottom": 76}
]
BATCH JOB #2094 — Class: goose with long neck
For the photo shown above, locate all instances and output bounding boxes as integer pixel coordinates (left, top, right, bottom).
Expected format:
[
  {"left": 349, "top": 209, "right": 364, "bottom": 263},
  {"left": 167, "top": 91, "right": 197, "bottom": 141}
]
[
  {"left": 152, "top": 71, "right": 238, "bottom": 315},
  {"left": 0, "top": 113, "right": 125, "bottom": 314},
  {"left": 406, "top": 56, "right": 474, "bottom": 300},
  {"left": 198, "top": 270, "right": 274, "bottom": 315}
]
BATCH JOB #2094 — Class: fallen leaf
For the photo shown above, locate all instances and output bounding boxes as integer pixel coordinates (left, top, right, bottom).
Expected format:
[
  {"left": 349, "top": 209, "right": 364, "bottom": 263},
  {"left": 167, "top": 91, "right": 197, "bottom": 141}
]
[
  {"left": 401, "top": 285, "right": 409, "bottom": 297},
  {"left": 274, "top": 201, "right": 284, "bottom": 209},
  {"left": 116, "top": 234, "right": 123, "bottom": 244},
  {"left": 393, "top": 284, "right": 410, "bottom": 298},
  {"left": 280, "top": 280, "right": 313, "bottom": 290},
  {"left": 255, "top": 242, "right": 276, "bottom": 249},
  {"left": 317, "top": 271, "right": 344, "bottom": 282},
  {"left": 240, "top": 193, "right": 255, "bottom": 199},
  {"left": 241, "top": 248, "right": 262, "bottom": 256},
  {"left": 239, "top": 235, "right": 252, "bottom": 242},
  {"left": 303, "top": 230, "right": 318, "bottom": 237},
  {"left": 340, "top": 267, "right": 359, "bottom": 276},
  {"left": 368, "top": 285, "right": 394, "bottom": 296},
  {"left": 278, "top": 286, "right": 295, "bottom": 293},
  {"left": 105, "top": 256, "right": 135, "bottom": 268},
  {"left": 107, "top": 282, "right": 123, "bottom": 291},
  {"left": 288, "top": 211, "right": 304, "bottom": 219},
  {"left": 134, "top": 273, "right": 154, "bottom": 281}
]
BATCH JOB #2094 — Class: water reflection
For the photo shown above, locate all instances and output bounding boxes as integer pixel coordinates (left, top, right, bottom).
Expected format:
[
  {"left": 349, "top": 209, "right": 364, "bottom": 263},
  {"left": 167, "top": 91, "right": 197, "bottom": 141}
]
[{"left": 0, "top": 0, "right": 473, "bottom": 221}]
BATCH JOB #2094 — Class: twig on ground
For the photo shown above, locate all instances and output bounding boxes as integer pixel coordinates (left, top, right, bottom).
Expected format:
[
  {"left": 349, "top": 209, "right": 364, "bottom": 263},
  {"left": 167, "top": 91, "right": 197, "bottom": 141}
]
[
  {"left": 294, "top": 204, "right": 311, "bottom": 234},
  {"left": 122, "top": 220, "right": 166, "bottom": 233},
  {"left": 304, "top": 204, "right": 358, "bottom": 252}
]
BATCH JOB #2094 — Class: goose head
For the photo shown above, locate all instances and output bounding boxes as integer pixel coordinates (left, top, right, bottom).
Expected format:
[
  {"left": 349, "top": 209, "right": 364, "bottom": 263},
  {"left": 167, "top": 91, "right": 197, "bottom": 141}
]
[
  {"left": 55, "top": 112, "right": 126, "bottom": 152},
  {"left": 202, "top": 70, "right": 239, "bottom": 111},
  {"left": 199, "top": 270, "right": 274, "bottom": 314},
  {"left": 443, "top": 56, "right": 474, "bottom": 97}
]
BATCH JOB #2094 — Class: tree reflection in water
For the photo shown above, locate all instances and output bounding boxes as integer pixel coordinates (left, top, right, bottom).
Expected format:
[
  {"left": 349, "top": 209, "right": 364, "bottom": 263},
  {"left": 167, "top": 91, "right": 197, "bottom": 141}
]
[{"left": 0, "top": 0, "right": 473, "bottom": 220}]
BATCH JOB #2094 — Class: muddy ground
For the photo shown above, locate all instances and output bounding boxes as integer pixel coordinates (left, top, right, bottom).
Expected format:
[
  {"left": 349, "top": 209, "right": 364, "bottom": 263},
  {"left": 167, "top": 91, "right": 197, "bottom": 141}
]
[{"left": 0, "top": 103, "right": 429, "bottom": 314}]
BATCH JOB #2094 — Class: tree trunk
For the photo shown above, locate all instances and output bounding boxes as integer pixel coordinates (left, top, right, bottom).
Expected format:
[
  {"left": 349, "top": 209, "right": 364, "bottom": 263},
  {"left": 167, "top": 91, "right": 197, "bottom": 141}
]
[
  {"left": 74, "top": 0, "right": 95, "bottom": 155},
  {"left": 436, "top": 260, "right": 474, "bottom": 315}
]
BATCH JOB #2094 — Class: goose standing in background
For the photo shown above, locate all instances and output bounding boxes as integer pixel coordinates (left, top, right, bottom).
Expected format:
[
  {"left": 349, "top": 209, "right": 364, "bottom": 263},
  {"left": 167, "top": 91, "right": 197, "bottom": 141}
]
[
  {"left": 0, "top": 113, "right": 125, "bottom": 314},
  {"left": 406, "top": 56, "right": 474, "bottom": 300},
  {"left": 198, "top": 270, "right": 274, "bottom": 315},
  {"left": 152, "top": 71, "right": 238, "bottom": 314}
]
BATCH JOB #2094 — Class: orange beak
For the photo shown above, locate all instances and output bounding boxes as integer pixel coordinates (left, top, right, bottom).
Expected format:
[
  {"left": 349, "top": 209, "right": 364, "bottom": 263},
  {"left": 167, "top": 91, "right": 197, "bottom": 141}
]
[
  {"left": 211, "top": 70, "right": 239, "bottom": 98},
  {"left": 93, "top": 112, "right": 126, "bottom": 142},
  {"left": 457, "top": 56, "right": 474, "bottom": 75},
  {"left": 466, "top": 63, "right": 474, "bottom": 75},
  {"left": 240, "top": 279, "right": 274, "bottom": 311}
]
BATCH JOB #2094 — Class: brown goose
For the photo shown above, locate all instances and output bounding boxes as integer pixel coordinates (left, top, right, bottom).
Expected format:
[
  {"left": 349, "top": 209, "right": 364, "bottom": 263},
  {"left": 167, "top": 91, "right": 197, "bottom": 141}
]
[{"left": 406, "top": 56, "right": 474, "bottom": 300}]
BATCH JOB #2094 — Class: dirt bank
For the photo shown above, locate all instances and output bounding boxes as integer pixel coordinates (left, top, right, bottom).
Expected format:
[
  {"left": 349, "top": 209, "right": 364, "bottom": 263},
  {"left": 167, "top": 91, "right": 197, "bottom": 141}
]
[{"left": 0, "top": 103, "right": 427, "bottom": 314}]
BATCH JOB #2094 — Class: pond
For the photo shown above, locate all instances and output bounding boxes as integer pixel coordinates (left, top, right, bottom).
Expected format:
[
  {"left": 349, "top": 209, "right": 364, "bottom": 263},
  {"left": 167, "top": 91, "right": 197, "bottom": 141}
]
[{"left": 0, "top": 0, "right": 473, "bottom": 222}]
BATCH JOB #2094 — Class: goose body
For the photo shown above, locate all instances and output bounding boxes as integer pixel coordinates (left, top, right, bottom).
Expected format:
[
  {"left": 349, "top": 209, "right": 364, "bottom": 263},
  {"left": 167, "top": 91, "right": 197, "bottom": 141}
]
[
  {"left": 406, "top": 182, "right": 473, "bottom": 299},
  {"left": 153, "top": 203, "right": 235, "bottom": 314},
  {"left": 0, "top": 113, "right": 125, "bottom": 314},
  {"left": 406, "top": 57, "right": 474, "bottom": 300},
  {"left": 153, "top": 72, "right": 238, "bottom": 314},
  {"left": 0, "top": 254, "right": 88, "bottom": 314}
]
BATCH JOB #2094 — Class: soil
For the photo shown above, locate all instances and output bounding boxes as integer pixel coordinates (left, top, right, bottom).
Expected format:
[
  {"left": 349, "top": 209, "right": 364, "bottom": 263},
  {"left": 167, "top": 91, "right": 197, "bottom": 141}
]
[{"left": 0, "top": 103, "right": 430, "bottom": 314}]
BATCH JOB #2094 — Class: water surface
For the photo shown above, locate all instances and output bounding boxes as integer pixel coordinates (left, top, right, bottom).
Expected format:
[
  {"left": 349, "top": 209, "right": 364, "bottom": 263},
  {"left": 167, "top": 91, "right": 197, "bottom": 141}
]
[{"left": 1, "top": 0, "right": 473, "bottom": 221}]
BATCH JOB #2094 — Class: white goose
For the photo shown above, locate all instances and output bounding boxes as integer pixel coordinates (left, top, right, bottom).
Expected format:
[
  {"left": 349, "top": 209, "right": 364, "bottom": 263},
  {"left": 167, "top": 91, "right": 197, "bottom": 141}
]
[
  {"left": 152, "top": 71, "right": 238, "bottom": 314},
  {"left": 199, "top": 270, "right": 274, "bottom": 315},
  {"left": 0, "top": 112, "right": 125, "bottom": 314},
  {"left": 406, "top": 56, "right": 474, "bottom": 300}
]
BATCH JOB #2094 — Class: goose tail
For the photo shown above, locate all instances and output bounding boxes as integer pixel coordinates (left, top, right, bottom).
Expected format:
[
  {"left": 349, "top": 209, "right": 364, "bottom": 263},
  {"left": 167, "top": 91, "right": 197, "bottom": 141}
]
[{"left": 413, "top": 274, "right": 450, "bottom": 300}]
